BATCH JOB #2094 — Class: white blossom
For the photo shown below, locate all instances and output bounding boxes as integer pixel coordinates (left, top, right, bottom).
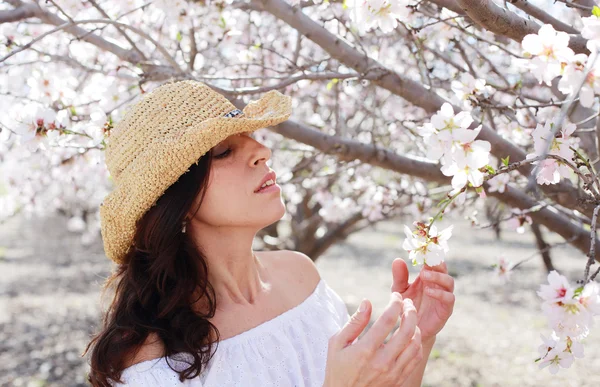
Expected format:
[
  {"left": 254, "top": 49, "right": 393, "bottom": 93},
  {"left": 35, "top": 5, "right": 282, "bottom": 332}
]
[
  {"left": 487, "top": 173, "right": 509, "bottom": 193},
  {"left": 402, "top": 222, "right": 453, "bottom": 266},
  {"left": 521, "top": 24, "right": 575, "bottom": 85},
  {"left": 526, "top": 120, "right": 576, "bottom": 185}
]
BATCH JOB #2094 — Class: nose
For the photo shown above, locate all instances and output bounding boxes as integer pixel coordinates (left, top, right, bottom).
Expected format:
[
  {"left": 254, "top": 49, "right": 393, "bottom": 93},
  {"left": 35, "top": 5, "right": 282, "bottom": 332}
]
[{"left": 248, "top": 138, "right": 272, "bottom": 167}]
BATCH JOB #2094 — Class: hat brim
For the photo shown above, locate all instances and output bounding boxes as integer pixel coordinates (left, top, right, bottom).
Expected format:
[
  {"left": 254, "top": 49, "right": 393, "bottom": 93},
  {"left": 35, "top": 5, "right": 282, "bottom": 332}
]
[{"left": 100, "top": 90, "right": 292, "bottom": 264}]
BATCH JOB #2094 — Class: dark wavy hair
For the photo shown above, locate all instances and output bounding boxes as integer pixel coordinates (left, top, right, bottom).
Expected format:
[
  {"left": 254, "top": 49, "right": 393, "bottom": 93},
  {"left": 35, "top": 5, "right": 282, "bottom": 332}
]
[{"left": 83, "top": 150, "right": 221, "bottom": 386}]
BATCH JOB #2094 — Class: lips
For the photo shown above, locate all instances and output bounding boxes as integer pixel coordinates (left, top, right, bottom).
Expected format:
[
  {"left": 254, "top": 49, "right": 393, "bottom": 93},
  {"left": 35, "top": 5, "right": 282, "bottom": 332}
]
[{"left": 255, "top": 171, "right": 277, "bottom": 193}]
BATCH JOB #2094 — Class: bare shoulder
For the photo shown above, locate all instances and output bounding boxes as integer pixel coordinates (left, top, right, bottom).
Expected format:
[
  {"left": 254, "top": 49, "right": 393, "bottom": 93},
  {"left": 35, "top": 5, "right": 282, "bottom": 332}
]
[
  {"left": 258, "top": 250, "right": 321, "bottom": 290},
  {"left": 122, "top": 332, "right": 165, "bottom": 369}
]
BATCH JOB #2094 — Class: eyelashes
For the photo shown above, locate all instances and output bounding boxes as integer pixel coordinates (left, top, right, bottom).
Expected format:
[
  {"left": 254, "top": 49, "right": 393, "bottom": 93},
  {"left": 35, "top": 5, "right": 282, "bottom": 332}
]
[
  {"left": 212, "top": 133, "right": 254, "bottom": 159},
  {"left": 214, "top": 147, "right": 232, "bottom": 159}
]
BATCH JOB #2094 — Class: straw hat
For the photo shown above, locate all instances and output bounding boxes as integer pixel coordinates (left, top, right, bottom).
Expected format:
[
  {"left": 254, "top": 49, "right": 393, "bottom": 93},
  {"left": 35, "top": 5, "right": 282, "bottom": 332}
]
[{"left": 99, "top": 80, "right": 292, "bottom": 264}]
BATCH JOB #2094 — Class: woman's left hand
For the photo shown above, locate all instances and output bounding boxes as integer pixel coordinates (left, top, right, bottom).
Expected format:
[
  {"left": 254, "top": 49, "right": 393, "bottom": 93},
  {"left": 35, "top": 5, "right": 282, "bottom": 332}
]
[{"left": 390, "top": 258, "right": 455, "bottom": 342}]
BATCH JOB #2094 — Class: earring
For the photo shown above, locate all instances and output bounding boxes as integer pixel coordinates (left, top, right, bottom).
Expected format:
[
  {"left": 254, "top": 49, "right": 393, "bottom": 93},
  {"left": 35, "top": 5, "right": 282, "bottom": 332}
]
[{"left": 181, "top": 219, "right": 188, "bottom": 233}]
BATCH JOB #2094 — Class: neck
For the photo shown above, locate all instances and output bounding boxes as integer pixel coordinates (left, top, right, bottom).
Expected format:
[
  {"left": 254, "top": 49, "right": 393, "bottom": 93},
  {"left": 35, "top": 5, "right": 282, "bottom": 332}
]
[{"left": 187, "top": 223, "right": 272, "bottom": 309}]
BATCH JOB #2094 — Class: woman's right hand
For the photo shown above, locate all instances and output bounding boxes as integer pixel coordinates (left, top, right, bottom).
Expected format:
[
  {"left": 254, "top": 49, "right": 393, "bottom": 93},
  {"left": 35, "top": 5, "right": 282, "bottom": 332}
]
[{"left": 323, "top": 292, "right": 423, "bottom": 387}]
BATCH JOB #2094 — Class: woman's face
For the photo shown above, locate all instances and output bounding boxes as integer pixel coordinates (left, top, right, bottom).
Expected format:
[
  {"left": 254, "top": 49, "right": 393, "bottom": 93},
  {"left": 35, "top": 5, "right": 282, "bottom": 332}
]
[{"left": 192, "top": 132, "right": 285, "bottom": 229}]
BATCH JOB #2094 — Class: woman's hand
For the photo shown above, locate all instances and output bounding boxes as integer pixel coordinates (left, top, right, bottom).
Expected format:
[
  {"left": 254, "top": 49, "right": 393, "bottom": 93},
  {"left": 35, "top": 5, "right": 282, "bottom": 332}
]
[
  {"left": 323, "top": 292, "right": 423, "bottom": 387},
  {"left": 390, "top": 258, "right": 455, "bottom": 342}
]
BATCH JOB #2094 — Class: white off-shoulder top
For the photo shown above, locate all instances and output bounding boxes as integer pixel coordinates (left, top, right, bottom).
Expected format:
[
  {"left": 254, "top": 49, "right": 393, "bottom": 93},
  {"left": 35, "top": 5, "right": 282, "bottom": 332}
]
[{"left": 112, "top": 278, "right": 351, "bottom": 387}]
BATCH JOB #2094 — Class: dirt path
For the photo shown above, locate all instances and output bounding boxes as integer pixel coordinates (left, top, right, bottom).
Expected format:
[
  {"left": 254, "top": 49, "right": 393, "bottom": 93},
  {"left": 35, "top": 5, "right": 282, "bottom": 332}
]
[{"left": 2, "top": 214, "right": 599, "bottom": 386}]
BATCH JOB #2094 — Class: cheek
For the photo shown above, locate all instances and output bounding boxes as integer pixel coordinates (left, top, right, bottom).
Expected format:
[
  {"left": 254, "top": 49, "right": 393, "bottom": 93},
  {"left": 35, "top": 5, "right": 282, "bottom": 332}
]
[{"left": 196, "top": 169, "right": 249, "bottom": 223}]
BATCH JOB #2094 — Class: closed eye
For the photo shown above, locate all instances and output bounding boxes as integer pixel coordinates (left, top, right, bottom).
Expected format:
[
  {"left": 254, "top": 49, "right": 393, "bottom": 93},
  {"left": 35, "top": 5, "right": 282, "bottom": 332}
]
[{"left": 214, "top": 147, "right": 232, "bottom": 159}]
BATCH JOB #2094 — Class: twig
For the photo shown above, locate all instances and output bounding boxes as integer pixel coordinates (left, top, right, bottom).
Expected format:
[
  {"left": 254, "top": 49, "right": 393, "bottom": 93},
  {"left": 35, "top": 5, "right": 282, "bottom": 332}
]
[
  {"left": 217, "top": 71, "right": 365, "bottom": 95},
  {"left": 574, "top": 111, "right": 600, "bottom": 126},
  {"left": 0, "top": 18, "right": 182, "bottom": 73},
  {"left": 590, "top": 265, "right": 600, "bottom": 281},
  {"left": 511, "top": 234, "right": 579, "bottom": 270},
  {"left": 554, "top": 0, "right": 593, "bottom": 11},
  {"left": 584, "top": 205, "right": 600, "bottom": 282},
  {"left": 476, "top": 202, "right": 549, "bottom": 230},
  {"left": 86, "top": 0, "right": 148, "bottom": 62}
]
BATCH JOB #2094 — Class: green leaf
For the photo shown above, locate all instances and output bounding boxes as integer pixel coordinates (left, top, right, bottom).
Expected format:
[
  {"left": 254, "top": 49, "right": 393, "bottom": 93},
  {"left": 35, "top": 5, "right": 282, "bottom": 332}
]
[
  {"left": 219, "top": 15, "right": 226, "bottom": 29},
  {"left": 176, "top": 31, "right": 182, "bottom": 42},
  {"left": 342, "top": 0, "right": 348, "bottom": 9},
  {"left": 326, "top": 78, "right": 339, "bottom": 91},
  {"left": 593, "top": 5, "right": 600, "bottom": 18},
  {"left": 70, "top": 106, "right": 76, "bottom": 116},
  {"left": 485, "top": 165, "right": 496, "bottom": 174},
  {"left": 574, "top": 286, "right": 584, "bottom": 297},
  {"left": 515, "top": 79, "right": 523, "bottom": 89},
  {"left": 502, "top": 156, "right": 510, "bottom": 167}
]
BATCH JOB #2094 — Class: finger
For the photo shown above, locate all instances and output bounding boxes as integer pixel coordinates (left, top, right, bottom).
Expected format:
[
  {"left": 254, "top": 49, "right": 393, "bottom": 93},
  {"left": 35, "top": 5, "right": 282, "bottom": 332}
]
[
  {"left": 393, "top": 326, "right": 422, "bottom": 372},
  {"left": 380, "top": 298, "right": 417, "bottom": 361},
  {"left": 393, "top": 331, "right": 424, "bottom": 383},
  {"left": 391, "top": 258, "right": 410, "bottom": 293},
  {"left": 333, "top": 299, "right": 372, "bottom": 350},
  {"left": 360, "top": 292, "right": 403, "bottom": 352},
  {"left": 421, "top": 271, "right": 454, "bottom": 292},
  {"left": 425, "top": 287, "right": 456, "bottom": 306},
  {"left": 393, "top": 354, "right": 423, "bottom": 387}
]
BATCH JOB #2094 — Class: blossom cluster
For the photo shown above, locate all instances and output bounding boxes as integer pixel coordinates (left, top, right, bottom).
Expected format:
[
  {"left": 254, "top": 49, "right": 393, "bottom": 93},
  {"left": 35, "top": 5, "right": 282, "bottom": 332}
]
[
  {"left": 492, "top": 256, "right": 515, "bottom": 282},
  {"left": 521, "top": 21, "right": 600, "bottom": 108},
  {"left": 536, "top": 271, "right": 600, "bottom": 374},
  {"left": 450, "top": 73, "right": 495, "bottom": 112},
  {"left": 402, "top": 221, "right": 453, "bottom": 266},
  {"left": 346, "top": 0, "right": 412, "bottom": 34},
  {"left": 418, "top": 103, "right": 491, "bottom": 193},
  {"left": 525, "top": 120, "right": 577, "bottom": 185},
  {"left": 11, "top": 103, "right": 108, "bottom": 152}
]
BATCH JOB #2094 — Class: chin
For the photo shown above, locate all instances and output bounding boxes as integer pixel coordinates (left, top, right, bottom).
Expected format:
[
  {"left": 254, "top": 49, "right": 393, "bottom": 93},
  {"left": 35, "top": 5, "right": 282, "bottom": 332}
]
[{"left": 259, "top": 200, "right": 286, "bottom": 228}]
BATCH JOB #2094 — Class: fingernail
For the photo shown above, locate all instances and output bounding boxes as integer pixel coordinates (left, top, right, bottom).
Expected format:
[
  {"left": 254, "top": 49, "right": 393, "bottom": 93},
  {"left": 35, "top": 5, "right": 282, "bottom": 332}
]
[
  {"left": 405, "top": 298, "right": 414, "bottom": 305},
  {"left": 391, "top": 292, "right": 402, "bottom": 301},
  {"left": 358, "top": 299, "right": 367, "bottom": 313},
  {"left": 422, "top": 271, "right": 431, "bottom": 279}
]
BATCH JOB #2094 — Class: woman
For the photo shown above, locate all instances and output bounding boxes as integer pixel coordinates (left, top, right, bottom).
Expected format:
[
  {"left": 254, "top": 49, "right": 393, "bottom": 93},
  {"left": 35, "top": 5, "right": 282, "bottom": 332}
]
[{"left": 84, "top": 80, "right": 455, "bottom": 386}]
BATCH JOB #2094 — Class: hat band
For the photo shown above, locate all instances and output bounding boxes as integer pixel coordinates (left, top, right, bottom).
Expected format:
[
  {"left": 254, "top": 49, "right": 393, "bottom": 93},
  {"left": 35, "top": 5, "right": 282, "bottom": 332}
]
[{"left": 223, "top": 109, "right": 243, "bottom": 118}]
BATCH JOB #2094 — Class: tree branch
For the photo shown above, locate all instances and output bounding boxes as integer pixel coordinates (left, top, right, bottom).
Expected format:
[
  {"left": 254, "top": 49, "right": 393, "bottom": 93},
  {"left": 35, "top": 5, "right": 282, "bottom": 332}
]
[
  {"left": 269, "top": 119, "right": 448, "bottom": 182},
  {"left": 455, "top": 0, "right": 588, "bottom": 54},
  {"left": 223, "top": 71, "right": 368, "bottom": 95},
  {"left": 266, "top": 117, "right": 600, "bottom": 260},
  {"left": 487, "top": 186, "right": 596, "bottom": 260},
  {"left": 86, "top": 0, "right": 148, "bottom": 62},
  {"left": 508, "top": 0, "right": 579, "bottom": 34},
  {"left": 309, "top": 212, "right": 364, "bottom": 260},
  {"left": 23, "top": 5, "right": 144, "bottom": 64},
  {"left": 424, "top": 0, "right": 467, "bottom": 15},
  {"left": 227, "top": 94, "right": 599, "bottom": 260},
  {"left": 0, "top": 18, "right": 182, "bottom": 73},
  {"left": 245, "top": 0, "right": 595, "bottom": 218},
  {"left": 0, "top": 2, "right": 36, "bottom": 23}
]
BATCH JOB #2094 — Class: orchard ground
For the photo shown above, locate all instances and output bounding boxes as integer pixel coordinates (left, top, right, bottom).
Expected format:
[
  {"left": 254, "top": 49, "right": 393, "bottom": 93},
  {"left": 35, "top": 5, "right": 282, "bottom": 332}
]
[{"left": 2, "top": 213, "right": 600, "bottom": 387}]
